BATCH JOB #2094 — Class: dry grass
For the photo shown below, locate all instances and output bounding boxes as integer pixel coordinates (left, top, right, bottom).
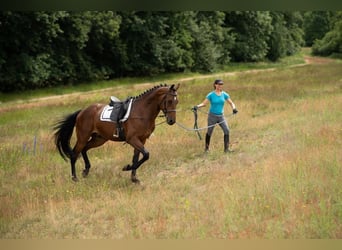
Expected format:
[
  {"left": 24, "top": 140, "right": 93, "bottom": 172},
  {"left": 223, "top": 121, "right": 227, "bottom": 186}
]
[{"left": 0, "top": 59, "right": 341, "bottom": 239}]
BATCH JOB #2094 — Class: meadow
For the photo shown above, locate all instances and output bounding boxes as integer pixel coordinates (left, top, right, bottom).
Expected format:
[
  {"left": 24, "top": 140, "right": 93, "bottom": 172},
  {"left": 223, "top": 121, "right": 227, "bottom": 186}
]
[{"left": 0, "top": 54, "right": 341, "bottom": 238}]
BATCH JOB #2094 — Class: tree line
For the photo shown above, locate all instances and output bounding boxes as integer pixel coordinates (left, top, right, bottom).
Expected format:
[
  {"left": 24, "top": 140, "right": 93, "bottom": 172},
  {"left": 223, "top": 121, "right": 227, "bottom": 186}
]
[{"left": 0, "top": 11, "right": 340, "bottom": 92}]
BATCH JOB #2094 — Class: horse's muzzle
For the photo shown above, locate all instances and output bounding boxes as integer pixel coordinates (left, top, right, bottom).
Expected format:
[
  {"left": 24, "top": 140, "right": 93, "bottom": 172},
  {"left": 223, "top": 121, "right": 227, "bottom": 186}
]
[{"left": 167, "top": 118, "right": 175, "bottom": 125}]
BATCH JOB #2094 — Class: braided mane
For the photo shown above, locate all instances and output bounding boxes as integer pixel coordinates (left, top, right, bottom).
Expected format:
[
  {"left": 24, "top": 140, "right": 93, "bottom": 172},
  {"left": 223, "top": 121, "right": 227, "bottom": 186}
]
[{"left": 132, "top": 84, "right": 168, "bottom": 100}]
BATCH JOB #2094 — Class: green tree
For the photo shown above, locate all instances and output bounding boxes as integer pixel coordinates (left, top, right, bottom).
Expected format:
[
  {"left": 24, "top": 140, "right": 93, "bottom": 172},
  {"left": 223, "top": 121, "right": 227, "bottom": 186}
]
[
  {"left": 0, "top": 11, "right": 67, "bottom": 91},
  {"left": 225, "top": 11, "right": 273, "bottom": 62},
  {"left": 117, "top": 11, "right": 231, "bottom": 76},
  {"left": 0, "top": 11, "right": 306, "bottom": 93},
  {"left": 84, "top": 11, "right": 121, "bottom": 78},
  {"left": 303, "top": 11, "right": 332, "bottom": 47},
  {"left": 190, "top": 11, "right": 234, "bottom": 72},
  {"left": 267, "top": 11, "right": 304, "bottom": 61},
  {"left": 154, "top": 11, "right": 195, "bottom": 73},
  {"left": 312, "top": 11, "right": 342, "bottom": 57},
  {"left": 117, "top": 11, "right": 166, "bottom": 76}
]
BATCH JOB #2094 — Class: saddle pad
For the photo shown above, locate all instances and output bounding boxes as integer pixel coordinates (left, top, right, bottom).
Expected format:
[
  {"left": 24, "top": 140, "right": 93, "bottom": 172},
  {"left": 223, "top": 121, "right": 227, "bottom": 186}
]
[{"left": 100, "top": 105, "right": 114, "bottom": 122}]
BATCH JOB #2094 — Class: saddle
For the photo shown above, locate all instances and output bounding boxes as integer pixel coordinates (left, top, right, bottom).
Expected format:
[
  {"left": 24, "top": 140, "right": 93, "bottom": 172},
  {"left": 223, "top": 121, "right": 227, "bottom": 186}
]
[{"left": 108, "top": 96, "right": 132, "bottom": 140}]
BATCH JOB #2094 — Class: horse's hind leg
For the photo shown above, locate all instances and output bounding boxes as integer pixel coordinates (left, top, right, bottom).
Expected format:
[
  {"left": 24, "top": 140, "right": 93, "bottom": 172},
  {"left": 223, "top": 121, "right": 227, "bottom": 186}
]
[
  {"left": 71, "top": 144, "right": 83, "bottom": 182},
  {"left": 71, "top": 135, "right": 91, "bottom": 181},
  {"left": 81, "top": 150, "right": 91, "bottom": 178},
  {"left": 81, "top": 134, "right": 107, "bottom": 178}
]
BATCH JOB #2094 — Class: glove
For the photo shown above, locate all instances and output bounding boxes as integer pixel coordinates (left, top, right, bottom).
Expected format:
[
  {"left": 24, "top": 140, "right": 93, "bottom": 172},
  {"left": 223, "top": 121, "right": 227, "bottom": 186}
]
[
  {"left": 192, "top": 105, "right": 198, "bottom": 111},
  {"left": 233, "top": 108, "right": 238, "bottom": 114}
]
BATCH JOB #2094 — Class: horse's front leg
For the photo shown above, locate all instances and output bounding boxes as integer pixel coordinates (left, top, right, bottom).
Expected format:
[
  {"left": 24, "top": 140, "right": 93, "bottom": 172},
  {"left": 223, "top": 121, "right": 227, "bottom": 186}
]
[
  {"left": 131, "top": 147, "right": 149, "bottom": 183},
  {"left": 123, "top": 148, "right": 138, "bottom": 169},
  {"left": 122, "top": 148, "right": 143, "bottom": 183},
  {"left": 122, "top": 143, "right": 149, "bottom": 183},
  {"left": 131, "top": 169, "right": 139, "bottom": 183}
]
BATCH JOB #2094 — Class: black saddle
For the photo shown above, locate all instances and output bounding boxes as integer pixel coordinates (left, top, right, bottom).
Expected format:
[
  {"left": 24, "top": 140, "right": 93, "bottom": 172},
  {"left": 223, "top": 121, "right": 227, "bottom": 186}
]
[
  {"left": 108, "top": 96, "right": 131, "bottom": 123},
  {"left": 108, "top": 96, "right": 132, "bottom": 140}
]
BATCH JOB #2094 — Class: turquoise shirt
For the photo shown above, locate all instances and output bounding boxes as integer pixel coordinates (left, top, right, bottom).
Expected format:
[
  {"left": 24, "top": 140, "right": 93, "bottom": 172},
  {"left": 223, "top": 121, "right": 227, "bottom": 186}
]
[{"left": 206, "top": 91, "right": 230, "bottom": 115}]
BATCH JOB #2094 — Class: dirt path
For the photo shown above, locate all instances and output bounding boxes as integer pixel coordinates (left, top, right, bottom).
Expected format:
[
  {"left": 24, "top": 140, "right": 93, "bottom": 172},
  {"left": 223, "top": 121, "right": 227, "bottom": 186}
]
[
  {"left": 0, "top": 55, "right": 335, "bottom": 113},
  {"left": 304, "top": 55, "right": 336, "bottom": 64}
]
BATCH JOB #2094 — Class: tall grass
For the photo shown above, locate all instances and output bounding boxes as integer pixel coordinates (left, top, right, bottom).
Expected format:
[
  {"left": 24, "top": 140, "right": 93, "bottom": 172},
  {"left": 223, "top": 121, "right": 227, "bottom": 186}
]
[{"left": 0, "top": 59, "right": 341, "bottom": 238}]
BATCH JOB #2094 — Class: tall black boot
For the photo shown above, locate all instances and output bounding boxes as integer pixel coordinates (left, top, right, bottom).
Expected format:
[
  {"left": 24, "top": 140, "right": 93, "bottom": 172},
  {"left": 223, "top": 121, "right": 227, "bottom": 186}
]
[
  {"left": 205, "top": 133, "right": 211, "bottom": 152},
  {"left": 224, "top": 134, "right": 233, "bottom": 153}
]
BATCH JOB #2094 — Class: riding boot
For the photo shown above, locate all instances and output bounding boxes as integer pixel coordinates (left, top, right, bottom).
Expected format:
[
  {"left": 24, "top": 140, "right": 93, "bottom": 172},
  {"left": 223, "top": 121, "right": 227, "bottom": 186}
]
[
  {"left": 205, "top": 133, "right": 211, "bottom": 152},
  {"left": 224, "top": 134, "right": 233, "bottom": 153}
]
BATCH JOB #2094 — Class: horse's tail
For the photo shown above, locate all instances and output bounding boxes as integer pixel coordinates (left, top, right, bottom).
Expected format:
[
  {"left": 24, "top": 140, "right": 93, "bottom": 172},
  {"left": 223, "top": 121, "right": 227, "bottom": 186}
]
[{"left": 53, "top": 110, "right": 82, "bottom": 161}]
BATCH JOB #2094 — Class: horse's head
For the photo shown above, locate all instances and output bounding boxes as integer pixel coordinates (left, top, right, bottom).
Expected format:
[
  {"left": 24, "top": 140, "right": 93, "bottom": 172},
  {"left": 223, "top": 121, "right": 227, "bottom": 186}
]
[{"left": 161, "top": 84, "right": 180, "bottom": 125}]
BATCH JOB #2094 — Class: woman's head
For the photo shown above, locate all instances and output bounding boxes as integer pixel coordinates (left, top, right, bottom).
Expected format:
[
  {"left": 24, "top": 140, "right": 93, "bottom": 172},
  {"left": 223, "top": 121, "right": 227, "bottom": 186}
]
[{"left": 213, "top": 79, "right": 224, "bottom": 89}]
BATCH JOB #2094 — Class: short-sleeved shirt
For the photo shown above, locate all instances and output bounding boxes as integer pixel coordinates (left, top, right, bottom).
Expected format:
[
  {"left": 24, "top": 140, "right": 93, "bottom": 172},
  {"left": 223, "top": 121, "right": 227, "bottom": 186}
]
[{"left": 206, "top": 91, "right": 230, "bottom": 115}]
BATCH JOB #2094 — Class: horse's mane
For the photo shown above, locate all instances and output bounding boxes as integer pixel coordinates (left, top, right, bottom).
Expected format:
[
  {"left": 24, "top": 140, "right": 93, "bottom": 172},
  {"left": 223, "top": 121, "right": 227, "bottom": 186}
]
[{"left": 131, "top": 84, "right": 168, "bottom": 101}]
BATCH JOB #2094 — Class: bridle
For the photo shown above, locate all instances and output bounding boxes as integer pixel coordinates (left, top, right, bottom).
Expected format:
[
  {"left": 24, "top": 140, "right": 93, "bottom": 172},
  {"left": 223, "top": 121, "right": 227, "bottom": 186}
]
[{"left": 160, "top": 90, "right": 178, "bottom": 117}]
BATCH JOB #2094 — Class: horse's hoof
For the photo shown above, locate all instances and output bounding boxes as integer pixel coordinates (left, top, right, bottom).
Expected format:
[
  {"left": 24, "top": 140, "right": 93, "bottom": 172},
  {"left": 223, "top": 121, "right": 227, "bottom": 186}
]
[
  {"left": 72, "top": 176, "right": 79, "bottom": 182},
  {"left": 122, "top": 165, "right": 131, "bottom": 171},
  {"left": 82, "top": 170, "right": 89, "bottom": 178},
  {"left": 132, "top": 178, "right": 140, "bottom": 184}
]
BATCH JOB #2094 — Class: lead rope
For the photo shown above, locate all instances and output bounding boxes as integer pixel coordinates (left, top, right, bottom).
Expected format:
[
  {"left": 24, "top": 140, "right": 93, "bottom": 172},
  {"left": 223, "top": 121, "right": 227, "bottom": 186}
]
[
  {"left": 192, "top": 108, "right": 202, "bottom": 140},
  {"left": 156, "top": 109, "right": 235, "bottom": 140},
  {"left": 174, "top": 110, "right": 235, "bottom": 140}
]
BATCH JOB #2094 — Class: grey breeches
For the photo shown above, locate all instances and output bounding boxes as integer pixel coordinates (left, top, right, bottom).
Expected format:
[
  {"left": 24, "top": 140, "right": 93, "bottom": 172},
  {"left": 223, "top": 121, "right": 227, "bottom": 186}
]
[{"left": 207, "top": 113, "right": 229, "bottom": 136}]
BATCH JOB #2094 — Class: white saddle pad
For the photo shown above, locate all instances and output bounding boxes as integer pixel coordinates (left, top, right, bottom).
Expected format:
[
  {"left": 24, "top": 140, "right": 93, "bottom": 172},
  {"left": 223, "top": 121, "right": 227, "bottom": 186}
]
[{"left": 100, "top": 105, "right": 114, "bottom": 122}]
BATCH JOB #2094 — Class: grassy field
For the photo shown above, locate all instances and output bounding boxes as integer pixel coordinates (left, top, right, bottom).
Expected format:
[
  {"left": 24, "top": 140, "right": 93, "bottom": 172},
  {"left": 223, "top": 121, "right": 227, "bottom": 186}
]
[{"left": 0, "top": 54, "right": 341, "bottom": 238}]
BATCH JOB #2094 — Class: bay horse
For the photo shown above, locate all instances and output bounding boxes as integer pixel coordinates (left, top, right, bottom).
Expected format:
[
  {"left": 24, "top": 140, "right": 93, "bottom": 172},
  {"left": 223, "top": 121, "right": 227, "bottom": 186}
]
[{"left": 54, "top": 84, "right": 180, "bottom": 183}]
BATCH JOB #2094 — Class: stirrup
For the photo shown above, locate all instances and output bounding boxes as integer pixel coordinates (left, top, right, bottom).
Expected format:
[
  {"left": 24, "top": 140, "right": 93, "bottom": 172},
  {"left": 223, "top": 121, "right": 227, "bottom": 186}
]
[{"left": 113, "top": 128, "right": 120, "bottom": 138}]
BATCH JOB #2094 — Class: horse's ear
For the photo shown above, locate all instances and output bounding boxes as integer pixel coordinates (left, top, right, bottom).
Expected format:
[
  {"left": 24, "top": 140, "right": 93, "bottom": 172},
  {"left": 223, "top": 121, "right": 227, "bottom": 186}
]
[{"left": 170, "top": 83, "right": 180, "bottom": 91}]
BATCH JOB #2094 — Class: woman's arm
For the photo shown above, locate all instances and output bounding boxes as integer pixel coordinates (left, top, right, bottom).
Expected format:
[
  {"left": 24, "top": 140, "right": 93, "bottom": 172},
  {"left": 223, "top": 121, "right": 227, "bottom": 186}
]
[
  {"left": 196, "top": 98, "right": 209, "bottom": 108},
  {"left": 227, "top": 99, "right": 238, "bottom": 114}
]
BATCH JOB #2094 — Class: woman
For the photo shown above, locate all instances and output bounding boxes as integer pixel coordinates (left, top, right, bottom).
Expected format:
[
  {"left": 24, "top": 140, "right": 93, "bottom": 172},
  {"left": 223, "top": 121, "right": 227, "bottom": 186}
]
[{"left": 193, "top": 79, "right": 238, "bottom": 153}]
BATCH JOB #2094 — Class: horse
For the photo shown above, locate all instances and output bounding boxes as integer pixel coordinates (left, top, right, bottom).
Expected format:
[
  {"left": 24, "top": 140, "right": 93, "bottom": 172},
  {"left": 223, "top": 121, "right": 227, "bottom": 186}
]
[{"left": 54, "top": 84, "right": 180, "bottom": 183}]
